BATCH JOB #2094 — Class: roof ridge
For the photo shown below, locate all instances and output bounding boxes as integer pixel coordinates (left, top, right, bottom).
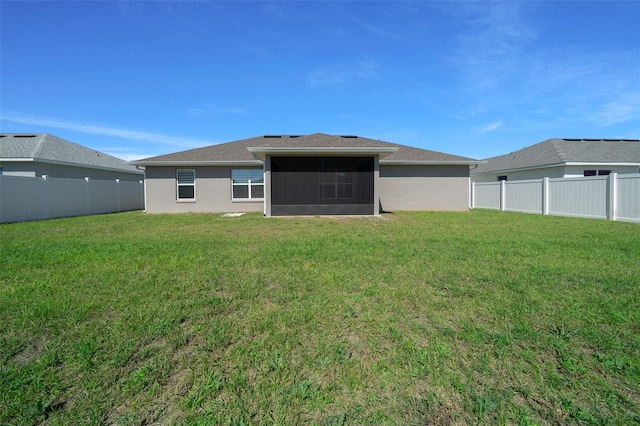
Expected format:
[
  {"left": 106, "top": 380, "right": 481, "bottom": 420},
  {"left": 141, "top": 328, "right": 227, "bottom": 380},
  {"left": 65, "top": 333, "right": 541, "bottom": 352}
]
[
  {"left": 549, "top": 138, "right": 567, "bottom": 162},
  {"left": 33, "top": 133, "right": 50, "bottom": 158}
]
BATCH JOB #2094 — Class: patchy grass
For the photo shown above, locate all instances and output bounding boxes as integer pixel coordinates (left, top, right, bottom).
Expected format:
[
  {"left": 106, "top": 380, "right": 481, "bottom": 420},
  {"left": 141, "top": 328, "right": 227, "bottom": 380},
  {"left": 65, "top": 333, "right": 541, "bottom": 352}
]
[{"left": 1, "top": 210, "right": 639, "bottom": 425}]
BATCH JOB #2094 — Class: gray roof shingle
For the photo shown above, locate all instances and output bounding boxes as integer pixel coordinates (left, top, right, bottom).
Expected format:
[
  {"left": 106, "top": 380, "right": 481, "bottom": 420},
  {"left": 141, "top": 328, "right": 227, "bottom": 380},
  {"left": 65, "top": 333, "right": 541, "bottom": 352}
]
[
  {"left": 133, "top": 133, "right": 477, "bottom": 164},
  {"left": 0, "top": 133, "right": 142, "bottom": 174},
  {"left": 472, "top": 138, "right": 640, "bottom": 174}
]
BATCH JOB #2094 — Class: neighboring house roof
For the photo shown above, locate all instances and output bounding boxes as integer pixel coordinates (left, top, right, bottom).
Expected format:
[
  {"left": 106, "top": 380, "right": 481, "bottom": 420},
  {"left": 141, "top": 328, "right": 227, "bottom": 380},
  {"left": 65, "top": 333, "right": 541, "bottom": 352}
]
[
  {"left": 132, "top": 133, "right": 479, "bottom": 166},
  {"left": 0, "top": 133, "right": 143, "bottom": 174},
  {"left": 472, "top": 138, "right": 640, "bottom": 175}
]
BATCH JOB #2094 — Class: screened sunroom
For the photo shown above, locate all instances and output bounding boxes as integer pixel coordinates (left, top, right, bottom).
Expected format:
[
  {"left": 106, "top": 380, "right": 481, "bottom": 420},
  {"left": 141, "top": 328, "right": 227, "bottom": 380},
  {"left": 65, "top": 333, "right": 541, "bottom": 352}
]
[
  {"left": 247, "top": 144, "right": 398, "bottom": 217},
  {"left": 269, "top": 156, "right": 375, "bottom": 216}
]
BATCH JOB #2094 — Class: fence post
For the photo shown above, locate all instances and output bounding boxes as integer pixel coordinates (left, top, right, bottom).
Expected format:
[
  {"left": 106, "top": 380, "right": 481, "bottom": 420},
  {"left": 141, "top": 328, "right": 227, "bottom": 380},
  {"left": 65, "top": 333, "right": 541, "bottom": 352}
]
[
  {"left": 542, "top": 177, "right": 549, "bottom": 216},
  {"left": 470, "top": 181, "right": 475, "bottom": 209},
  {"left": 42, "top": 175, "right": 50, "bottom": 219},
  {"left": 116, "top": 179, "right": 121, "bottom": 212},
  {"left": 607, "top": 173, "right": 617, "bottom": 221},
  {"left": 500, "top": 180, "right": 506, "bottom": 211},
  {"left": 140, "top": 179, "right": 145, "bottom": 211},
  {"left": 85, "top": 177, "right": 91, "bottom": 214}
]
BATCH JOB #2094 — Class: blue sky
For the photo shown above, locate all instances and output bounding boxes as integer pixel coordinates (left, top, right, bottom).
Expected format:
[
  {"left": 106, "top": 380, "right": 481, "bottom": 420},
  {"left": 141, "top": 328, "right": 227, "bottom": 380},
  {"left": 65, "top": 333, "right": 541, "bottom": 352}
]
[{"left": 1, "top": 1, "right": 639, "bottom": 161}]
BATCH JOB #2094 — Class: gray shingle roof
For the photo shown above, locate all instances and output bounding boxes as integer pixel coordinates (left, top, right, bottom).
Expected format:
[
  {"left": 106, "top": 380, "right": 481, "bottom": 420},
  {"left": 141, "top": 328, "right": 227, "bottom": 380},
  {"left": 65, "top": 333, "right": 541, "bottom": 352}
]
[
  {"left": 133, "top": 133, "right": 478, "bottom": 165},
  {"left": 0, "top": 133, "right": 142, "bottom": 174},
  {"left": 472, "top": 138, "right": 640, "bottom": 175}
]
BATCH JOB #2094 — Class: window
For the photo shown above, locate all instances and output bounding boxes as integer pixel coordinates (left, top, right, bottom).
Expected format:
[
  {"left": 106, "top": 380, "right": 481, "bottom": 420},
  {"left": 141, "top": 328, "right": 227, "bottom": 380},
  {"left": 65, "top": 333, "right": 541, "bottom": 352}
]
[
  {"left": 584, "top": 169, "right": 611, "bottom": 176},
  {"left": 498, "top": 175, "right": 508, "bottom": 181},
  {"left": 232, "top": 169, "right": 264, "bottom": 200},
  {"left": 321, "top": 169, "right": 353, "bottom": 199},
  {"left": 176, "top": 169, "right": 195, "bottom": 200}
]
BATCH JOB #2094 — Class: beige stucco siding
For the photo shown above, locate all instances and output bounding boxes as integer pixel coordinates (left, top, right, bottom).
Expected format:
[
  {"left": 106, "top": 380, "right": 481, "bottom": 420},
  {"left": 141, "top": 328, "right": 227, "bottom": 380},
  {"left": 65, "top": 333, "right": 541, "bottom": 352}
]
[
  {"left": 144, "top": 166, "right": 263, "bottom": 214},
  {"left": 144, "top": 164, "right": 472, "bottom": 214},
  {"left": 379, "top": 165, "right": 470, "bottom": 211}
]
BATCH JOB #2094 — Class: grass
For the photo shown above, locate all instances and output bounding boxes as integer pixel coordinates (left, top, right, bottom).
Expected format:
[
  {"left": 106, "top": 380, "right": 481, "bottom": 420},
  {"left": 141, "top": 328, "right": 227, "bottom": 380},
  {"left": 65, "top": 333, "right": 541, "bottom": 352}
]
[{"left": 1, "top": 209, "right": 639, "bottom": 425}]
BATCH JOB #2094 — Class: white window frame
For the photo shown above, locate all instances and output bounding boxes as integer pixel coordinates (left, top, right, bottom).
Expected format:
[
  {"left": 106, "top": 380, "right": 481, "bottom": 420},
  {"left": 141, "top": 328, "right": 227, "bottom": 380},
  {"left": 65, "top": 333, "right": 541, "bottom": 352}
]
[
  {"left": 176, "top": 169, "right": 196, "bottom": 201},
  {"left": 231, "top": 169, "right": 264, "bottom": 201}
]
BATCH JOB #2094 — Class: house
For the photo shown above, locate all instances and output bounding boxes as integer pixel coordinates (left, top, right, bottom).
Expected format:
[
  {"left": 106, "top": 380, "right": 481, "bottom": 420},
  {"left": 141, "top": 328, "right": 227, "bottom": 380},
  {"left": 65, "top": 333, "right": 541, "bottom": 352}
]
[
  {"left": 132, "top": 133, "right": 481, "bottom": 216},
  {"left": 0, "top": 133, "right": 143, "bottom": 181},
  {"left": 471, "top": 138, "right": 640, "bottom": 183}
]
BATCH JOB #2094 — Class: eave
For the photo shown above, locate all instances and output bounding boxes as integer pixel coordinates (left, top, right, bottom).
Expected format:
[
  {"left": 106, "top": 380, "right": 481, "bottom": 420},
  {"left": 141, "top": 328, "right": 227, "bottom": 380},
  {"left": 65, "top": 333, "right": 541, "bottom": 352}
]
[
  {"left": 0, "top": 157, "right": 143, "bottom": 175},
  {"left": 472, "top": 161, "right": 640, "bottom": 175},
  {"left": 564, "top": 161, "right": 640, "bottom": 166},
  {"left": 129, "top": 160, "right": 264, "bottom": 167},
  {"left": 381, "top": 160, "right": 486, "bottom": 166},
  {"left": 246, "top": 146, "right": 399, "bottom": 161}
]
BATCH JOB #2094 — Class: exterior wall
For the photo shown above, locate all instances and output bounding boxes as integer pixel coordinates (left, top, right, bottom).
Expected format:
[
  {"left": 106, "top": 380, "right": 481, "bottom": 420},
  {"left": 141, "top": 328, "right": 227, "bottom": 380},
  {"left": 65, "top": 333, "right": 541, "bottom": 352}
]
[
  {"left": 472, "top": 164, "right": 640, "bottom": 182},
  {"left": 0, "top": 162, "right": 39, "bottom": 177},
  {"left": 379, "top": 165, "right": 470, "bottom": 211},
  {"left": 0, "top": 161, "right": 143, "bottom": 181},
  {"left": 563, "top": 164, "right": 639, "bottom": 178},
  {"left": 146, "top": 164, "right": 472, "bottom": 214},
  {"left": 144, "top": 166, "right": 263, "bottom": 214},
  {"left": 471, "top": 166, "right": 564, "bottom": 183}
]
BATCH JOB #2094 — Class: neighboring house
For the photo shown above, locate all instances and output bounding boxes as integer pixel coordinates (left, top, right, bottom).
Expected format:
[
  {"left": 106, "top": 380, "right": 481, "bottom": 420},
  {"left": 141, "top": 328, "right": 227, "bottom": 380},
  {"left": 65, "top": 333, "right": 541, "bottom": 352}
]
[
  {"left": 132, "top": 133, "right": 481, "bottom": 216},
  {"left": 0, "top": 133, "right": 143, "bottom": 181},
  {"left": 471, "top": 138, "right": 640, "bottom": 183}
]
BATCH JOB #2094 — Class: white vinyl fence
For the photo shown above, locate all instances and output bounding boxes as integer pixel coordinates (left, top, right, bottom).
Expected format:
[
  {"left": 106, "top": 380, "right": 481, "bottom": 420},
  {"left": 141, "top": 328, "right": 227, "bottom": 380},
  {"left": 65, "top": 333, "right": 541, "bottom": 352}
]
[
  {"left": 471, "top": 173, "right": 640, "bottom": 223},
  {"left": 0, "top": 175, "right": 144, "bottom": 223}
]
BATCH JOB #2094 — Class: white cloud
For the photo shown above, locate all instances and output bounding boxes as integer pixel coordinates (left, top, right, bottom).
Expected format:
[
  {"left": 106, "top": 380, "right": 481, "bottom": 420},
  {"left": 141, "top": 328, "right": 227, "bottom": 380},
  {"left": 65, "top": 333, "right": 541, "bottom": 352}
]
[
  {"left": 449, "top": 2, "right": 537, "bottom": 94},
  {"left": 102, "top": 150, "right": 160, "bottom": 162},
  {"left": 479, "top": 119, "right": 503, "bottom": 133},
  {"left": 446, "top": 2, "right": 640, "bottom": 133},
  {"left": 591, "top": 94, "right": 640, "bottom": 128},
  {"left": 0, "top": 114, "right": 211, "bottom": 149}
]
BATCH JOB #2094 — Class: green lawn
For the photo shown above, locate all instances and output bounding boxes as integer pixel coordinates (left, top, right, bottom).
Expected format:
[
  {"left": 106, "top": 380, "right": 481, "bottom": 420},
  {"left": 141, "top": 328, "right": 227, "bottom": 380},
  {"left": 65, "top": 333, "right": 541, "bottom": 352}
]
[{"left": 1, "top": 210, "right": 639, "bottom": 425}]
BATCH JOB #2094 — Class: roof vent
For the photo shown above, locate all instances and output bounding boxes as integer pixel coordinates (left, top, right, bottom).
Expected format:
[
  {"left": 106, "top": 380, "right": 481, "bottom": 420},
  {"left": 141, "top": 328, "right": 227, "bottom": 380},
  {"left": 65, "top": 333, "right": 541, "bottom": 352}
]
[
  {"left": 264, "top": 135, "right": 282, "bottom": 138},
  {"left": 584, "top": 139, "right": 601, "bottom": 141},
  {"left": 563, "top": 138, "right": 581, "bottom": 141},
  {"left": 290, "top": 135, "right": 302, "bottom": 138},
  {"left": 15, "top": 135, "right": 37, "bottom": 138},
  {"left": 340, "top": 135, "right": 358, "bottom": 138}
]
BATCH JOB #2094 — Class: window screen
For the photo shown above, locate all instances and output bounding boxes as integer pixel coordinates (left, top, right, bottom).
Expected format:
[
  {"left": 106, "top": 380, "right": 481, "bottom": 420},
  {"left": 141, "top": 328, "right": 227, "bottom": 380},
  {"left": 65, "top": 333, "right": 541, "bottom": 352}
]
[{"left": 271, "top": 157, "right": 374, "bottom": 215}]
